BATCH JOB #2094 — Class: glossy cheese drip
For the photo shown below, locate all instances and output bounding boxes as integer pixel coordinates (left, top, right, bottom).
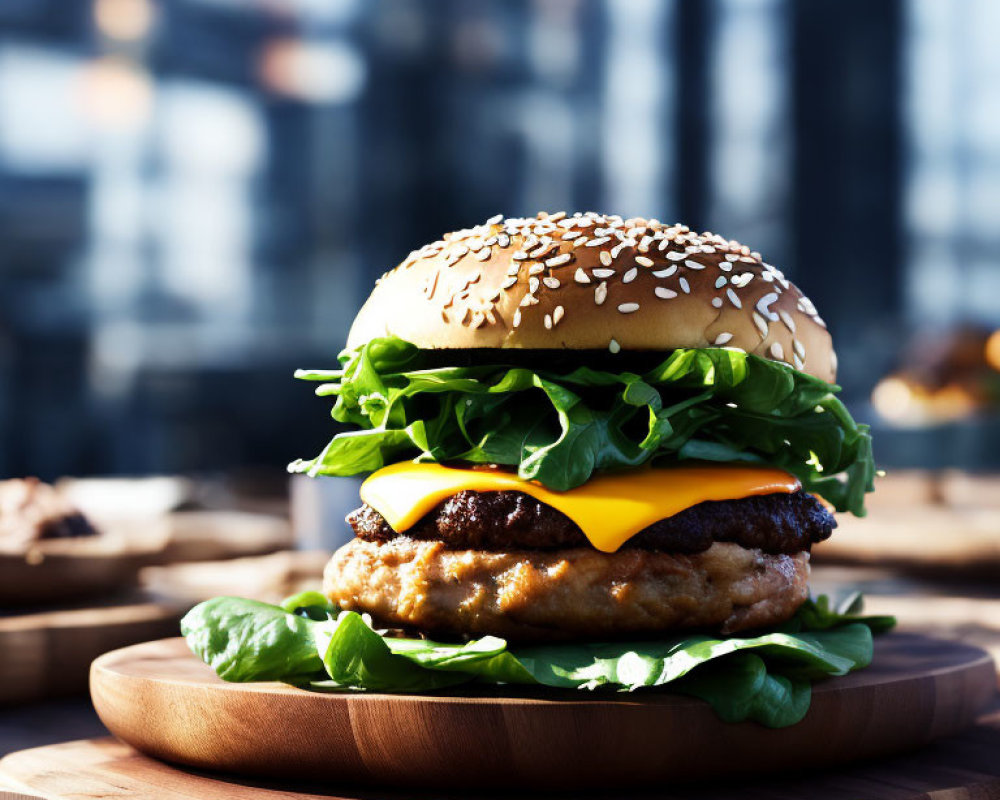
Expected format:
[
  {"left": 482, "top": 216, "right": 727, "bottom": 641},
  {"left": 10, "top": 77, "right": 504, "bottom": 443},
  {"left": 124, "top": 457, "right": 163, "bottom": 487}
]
[{"left": 359, "top": 463, "right": 801, "bottom": 553}]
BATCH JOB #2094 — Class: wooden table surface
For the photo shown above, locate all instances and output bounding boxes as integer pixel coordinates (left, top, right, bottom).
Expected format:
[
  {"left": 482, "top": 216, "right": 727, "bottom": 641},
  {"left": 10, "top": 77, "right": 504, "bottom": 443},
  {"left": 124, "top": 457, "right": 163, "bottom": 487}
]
[
  {"left": 2, "top": 558, "right": 1000, "bottom": 798},
  {"left": 2, "top": 714, "right": 1000, "bottom": 800}
]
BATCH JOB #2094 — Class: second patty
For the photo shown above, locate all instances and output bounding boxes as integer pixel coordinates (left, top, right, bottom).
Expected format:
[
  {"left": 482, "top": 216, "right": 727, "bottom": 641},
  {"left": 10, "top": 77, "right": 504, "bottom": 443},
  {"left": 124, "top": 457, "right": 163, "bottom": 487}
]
[{"left": 347, "top": 489, "right": 835, "bottom": 556}]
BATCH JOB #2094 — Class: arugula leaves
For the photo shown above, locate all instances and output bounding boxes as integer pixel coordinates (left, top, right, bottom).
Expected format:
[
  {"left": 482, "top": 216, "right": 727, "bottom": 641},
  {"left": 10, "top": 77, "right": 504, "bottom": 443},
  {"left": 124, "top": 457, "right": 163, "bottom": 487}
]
[
  {"left": 181, "top": 594, "right": 895, "bottom": 729},
  {"left": 288, "top": 337, "right": 875, "bottom": 515}
]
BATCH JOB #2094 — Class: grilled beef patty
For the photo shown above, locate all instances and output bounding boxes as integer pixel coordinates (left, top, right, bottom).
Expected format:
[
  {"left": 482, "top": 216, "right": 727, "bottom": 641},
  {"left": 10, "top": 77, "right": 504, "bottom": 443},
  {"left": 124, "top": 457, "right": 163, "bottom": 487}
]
[{"left": 347, "top": 489, "right": 835, "bottom": 556}]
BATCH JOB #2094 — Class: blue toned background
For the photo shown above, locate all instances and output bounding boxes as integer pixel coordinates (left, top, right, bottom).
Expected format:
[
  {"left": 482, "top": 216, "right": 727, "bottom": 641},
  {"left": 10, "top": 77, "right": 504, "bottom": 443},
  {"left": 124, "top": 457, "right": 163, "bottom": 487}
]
[{"left": 1, "top": 0, "right": 998, "bottom": 481}]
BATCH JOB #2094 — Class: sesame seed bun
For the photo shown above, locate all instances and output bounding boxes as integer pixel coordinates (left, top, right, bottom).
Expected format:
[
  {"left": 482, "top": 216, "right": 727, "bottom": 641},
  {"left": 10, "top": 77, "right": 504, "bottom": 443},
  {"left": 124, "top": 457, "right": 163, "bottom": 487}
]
[{"left": 347, "top": 212, "right": 836, "bottom": 383}]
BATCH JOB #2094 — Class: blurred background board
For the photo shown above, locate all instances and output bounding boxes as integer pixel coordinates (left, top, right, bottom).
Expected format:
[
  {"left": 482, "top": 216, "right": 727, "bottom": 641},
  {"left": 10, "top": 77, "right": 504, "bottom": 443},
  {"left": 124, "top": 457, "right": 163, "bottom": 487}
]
[
  {"left": 0, "top": 549, "right": 325, "bottom": 708},
  {"left": 0, "top": 539, "right": 165, "bottom": 608},
  {"left": 813, "top": 472, "right": 1000, "bottom": 576},
  {"left": 0, "top": 599, "right": 182, "bottom": 707}
]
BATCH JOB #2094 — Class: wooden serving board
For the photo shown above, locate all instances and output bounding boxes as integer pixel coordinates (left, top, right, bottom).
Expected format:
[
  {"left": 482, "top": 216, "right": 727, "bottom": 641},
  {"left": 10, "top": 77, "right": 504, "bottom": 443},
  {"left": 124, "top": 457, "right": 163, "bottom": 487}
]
[
  {"left": 0, "top": 599, "right": 183, "bottom": 707},
  {"left": 89, "top": 634, "right": 996, "bottom": 791}
]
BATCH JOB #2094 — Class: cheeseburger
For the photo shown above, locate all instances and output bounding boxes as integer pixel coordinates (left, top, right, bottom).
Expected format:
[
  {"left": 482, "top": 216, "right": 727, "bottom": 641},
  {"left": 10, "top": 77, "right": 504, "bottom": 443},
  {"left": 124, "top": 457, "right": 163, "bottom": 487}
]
[{"left": 289, "top": 211, "right": 874, "bottom": 642}]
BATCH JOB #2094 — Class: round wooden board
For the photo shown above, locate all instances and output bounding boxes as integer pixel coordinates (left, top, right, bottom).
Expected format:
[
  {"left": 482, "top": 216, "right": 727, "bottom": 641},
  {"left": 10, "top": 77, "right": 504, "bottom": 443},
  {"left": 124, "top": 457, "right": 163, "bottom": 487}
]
[{"left": 90, "top": 634, "right": 997, "bottom": 791}]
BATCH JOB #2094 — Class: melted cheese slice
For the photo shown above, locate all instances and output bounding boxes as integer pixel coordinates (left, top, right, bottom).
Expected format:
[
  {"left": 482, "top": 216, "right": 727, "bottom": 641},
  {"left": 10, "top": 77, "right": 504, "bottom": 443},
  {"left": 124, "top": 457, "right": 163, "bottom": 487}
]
[{"left": 360, "top": 462, "right": 801, "bottom": 553}]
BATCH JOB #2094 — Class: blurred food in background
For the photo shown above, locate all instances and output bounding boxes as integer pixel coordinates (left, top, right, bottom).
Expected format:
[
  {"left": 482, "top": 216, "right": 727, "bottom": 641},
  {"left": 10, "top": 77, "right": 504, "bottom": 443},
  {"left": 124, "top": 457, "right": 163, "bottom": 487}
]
[
  {"left": 0, "top": 477, "right": 98, "bottom": 548},
  {"left": 872, "top": 327, "right": 1000, "bottom": 426},
  {"left": 0, "top": 470, "right": 295, "bottom": 707}
]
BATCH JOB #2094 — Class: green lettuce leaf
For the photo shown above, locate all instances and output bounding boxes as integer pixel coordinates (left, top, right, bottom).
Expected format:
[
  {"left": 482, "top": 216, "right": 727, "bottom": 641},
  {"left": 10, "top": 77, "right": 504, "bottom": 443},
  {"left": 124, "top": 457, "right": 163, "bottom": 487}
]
[
  {"left": 288, "top": 337, "right": 874, "bottom": 515},
  {"left": 181, "top": 595, "right": 894, "bottom": 728}
]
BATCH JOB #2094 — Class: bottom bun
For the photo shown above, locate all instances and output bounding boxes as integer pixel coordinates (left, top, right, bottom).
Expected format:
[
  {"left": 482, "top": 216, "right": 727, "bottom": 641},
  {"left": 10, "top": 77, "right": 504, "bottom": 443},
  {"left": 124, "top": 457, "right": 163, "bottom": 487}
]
[{"left": 323, "top": 538, "right": 809, "bottom": 641}]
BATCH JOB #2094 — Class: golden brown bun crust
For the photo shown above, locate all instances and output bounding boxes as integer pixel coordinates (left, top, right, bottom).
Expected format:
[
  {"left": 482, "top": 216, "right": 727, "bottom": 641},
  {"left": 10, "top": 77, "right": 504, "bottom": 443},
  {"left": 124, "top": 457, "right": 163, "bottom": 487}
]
[
  {"left": 348, "top": 212, "right": 836, "bottom": 382},
  {"left": 324, "top": 538, "right": 810, "bottom": 642}
]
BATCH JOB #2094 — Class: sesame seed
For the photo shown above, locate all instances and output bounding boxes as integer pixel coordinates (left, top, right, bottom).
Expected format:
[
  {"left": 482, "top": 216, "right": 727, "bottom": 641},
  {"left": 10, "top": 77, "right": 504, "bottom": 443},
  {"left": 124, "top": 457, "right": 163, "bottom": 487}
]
[
  {"left": 725, "top": 254, "right": 739, "bottom": 262},
  {"left": 679, "top": 277, "right": 691, "bottom": 294},
  {"left": 529, "top": 276, "right": 540, "bottom": 293},
  {"left": 513, "top": 309, "right": 522, "bottom": 327},
  {"left": 609, "top": 338, "right": 621, "bottom": 354},
  {"left": 815, "top": 315, "right": 827, "bottom": 329},
  {"left": 719, "top": 262, "right": 732, "bottom": 272},
  {"left": 473, "top": 312, "right": 486, "bottom": 328},
  {"left": 599, "top": 251, "right": 613, "bottom": 267},
  {"left": 666, "top": 251, "right": 686, "bottom": 261},
  {"left": 794, "top": 339, "right": 806, "bottom": 358},
  {"left": 684, "top": 259, "right": 706, "bottom": 270},
  {"left": 542, "top": 276, "right": 561, "bottom": 289},
  {"left": 512, "top": 250, "right": 528, "bottom": 261},
  {"left": 780, "top": 310, "right": 797, "bottom": 333},
  {"left": 520, "top": 294, "right": 538, "bottom": 307},
  {"left": 714, "top": 332, "right": 734, "bottom": 345},
  {"left": 573, "top": 237, "right": 589, "bottom": 248},
  {"left": 652, "top": 265, "right": 678, "bottom": 278},
  {"left": 501, "top": 276, "right": 518, "bottom": 289},
  {"left": 561, "top": 230, "right": 581, "bottom": 240},
  {"left": 547, "top": 253, "right": 572, "bottom": 268},
  {"left": 474, "top": 248, "right": 491, "bottom": 262},
  {"left": 544, "top": 314, "right": 553, "bottom": 330},
  {"left": 726, "top": 288, "right": 742, "bottom": 308},
  {"left": 553, "top": 305, "right": 565, "bottom": 325},
  {"left": 507, "top": 264, "right": 520, "bottom": 277},
  {"left": 635, "top": 255, "right": 653, "bottom": 267},
  {"left": 595, "top": 282, "right": 608, "bottom": 305},
  {"left": 486, "top": 214, "right": 503, "bottom": 225},
  {"left": 714, "top": 276, "right": 727, "bottom": 289},
  {"left": 528, "top": 263, "right": 545, "bottom": 276},
  {"left": 711, "top": 297, "right": 723, "bottom": 308},
  {"left": 588, "top": 236, "right": 610, "bottom": 247},
  {"left": 592, "top": 268, "right": 615, "bottom": 279},
  {"left": 530, "top": 241, "right": 556, "bottom": 259},
  {"left": 654, "top": 287, "right": 677, "bottom": 299},
  {"left": 485, "top": 308, "right": 496, "bottom": 324},
  {"left": 793, "top": 353, "right": 804, "bottom": 371},
  {"left": 574, "top": 268, "right": 591, "bottom": 284},
  {"left": 756, "top": 292, "right": 780, "bottom": 322},
  {"left": 770, "top": 342, "right": 785, "bottom": 360},
  {"left": 610, "top": 243, "right": 624, "bottom": 259},
  {"left": 752, "top": 312, "right": 769, "bottom": 338},
  {"left": 623, "top": 267, "right": 638, "bottom": 284},
  {"left": 497, "top": 233, "right": 511, "bottom": 248}
]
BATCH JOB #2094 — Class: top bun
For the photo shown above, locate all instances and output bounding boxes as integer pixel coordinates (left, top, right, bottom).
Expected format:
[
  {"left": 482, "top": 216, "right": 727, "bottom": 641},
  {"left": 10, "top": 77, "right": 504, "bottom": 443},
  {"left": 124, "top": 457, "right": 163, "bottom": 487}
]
[{"left": 348, "top": 211, "right": 836, "bottom": 383}]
